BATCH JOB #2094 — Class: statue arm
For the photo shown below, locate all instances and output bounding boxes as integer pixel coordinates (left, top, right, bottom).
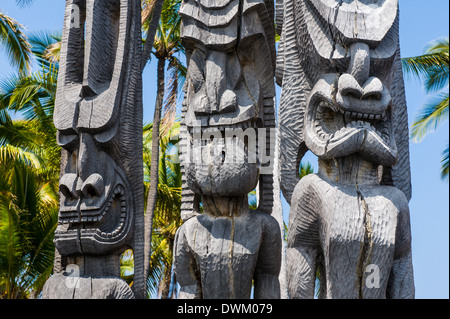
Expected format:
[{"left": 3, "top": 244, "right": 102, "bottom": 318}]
[
  {"left": 387, "top": 251, "right": 414, "bottom": 299},
  {"left": 253, "top": 215, "right": 282, "bottom": 299},
  {"left": 387, "top": 199, "right": 415, "bottom": 299},
  {"left": 287, "top": 246, "right": 319, "bottom": 299},
  {"left": 173, "top": 224, "right": 202, "bottom": 299},
  {"left": 286, "top": 177, "right": 321, "bottom": 299}
]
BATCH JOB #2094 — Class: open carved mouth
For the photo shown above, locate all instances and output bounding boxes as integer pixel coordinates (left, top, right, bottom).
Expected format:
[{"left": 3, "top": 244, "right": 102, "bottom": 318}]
[
  {"left": 55, "top": 178, "right": 133, "bottom": 255},
  {"left": 314, "top": 100, "right": 392, "bottom": 146},
  {"left": 63, "top": 185, "right": 127, "bottom": 235}
]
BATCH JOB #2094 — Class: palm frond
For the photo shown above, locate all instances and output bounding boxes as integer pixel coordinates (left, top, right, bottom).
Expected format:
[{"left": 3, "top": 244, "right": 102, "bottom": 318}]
[
  {"left": 300, "top": 161, "right": 315, "bottom": 178},
  {"left": 0, "top": 12, "right": 32, "bottom": 73},
  {"left": 28, "top": 31, "right": 61, "bottom": 69},
  {"left": 21, "top": 203, "right": 57, "bottom": 294},
  {"left": 410, "top": 93, "right": 449, "bottom": 142},
  {"left": 15, "top": 0, "right": 34, "bottom": 7},
  {"left": 142, "top": 0, "right": 157, "bottom": 26},
  {"left": 402, "top": 38, "right": 449, "bottom": 93},
  {"left": 0, "top": 145, "right": 42, "bottom": 170},
  {"left": 0, "top": 163, "right": 57, "bottom": 298},
  {"left": 441, "top": 143, "right": 449, "bottom": 180},
  {"left": 8, "top": 69, "right": 57, "bottom": 120},
  {"left": 0, "top": 194, "right": 23, "bottom": 299}
]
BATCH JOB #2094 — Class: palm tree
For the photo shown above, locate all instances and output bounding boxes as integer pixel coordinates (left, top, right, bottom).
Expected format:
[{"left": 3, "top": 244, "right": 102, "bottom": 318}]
[
  {"left": 0, "top": 11, "right": 32, "bottom": 73},
  {"left": 143, "top": 0, "right": 186, "bottom": 290},
  {"left": 402, "top": 38, "right": 449, "bottom": 179},
  {"left": 144, "top": 120, "right": 182, "bottom": 299},
  {"left": 0, "top": 32, "right": 60, "bottom": 177},
  {"left": 120, "top": 120, "right": 183, "bottom": 299},
  {"left": 141, "top": 0, "right": 165, "bottom": 71},
  {"left": 0, "top": 158, "right": 58, "bottom": 299},
  {"left": 0, "top": 31, "right": 60, "bottom": 299}
]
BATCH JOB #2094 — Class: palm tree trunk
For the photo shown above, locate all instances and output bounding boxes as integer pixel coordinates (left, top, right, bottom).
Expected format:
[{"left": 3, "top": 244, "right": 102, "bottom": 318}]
[
  {"left": 141, "top": 0, "right": 165, "bottom": 72},
  {"left": 160, "top": 238, "right": 174, "bottom": 299},
  {"left": 144, "top": 56, "right": 165, "bottom": 296}
]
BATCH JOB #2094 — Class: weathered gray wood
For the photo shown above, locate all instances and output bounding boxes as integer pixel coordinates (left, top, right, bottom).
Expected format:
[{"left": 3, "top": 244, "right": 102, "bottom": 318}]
[
  {"left": 174, "top": 0, "right": 281, "bottom": 299},
  {"left": 43, "top": 0, "right": 143, "bottom": 299},
  {"left": 277, "top": 0, "right": 414, "bottom": 299},
  {"left": 175, "top": 201, "right": 281, "bottom": 299}
]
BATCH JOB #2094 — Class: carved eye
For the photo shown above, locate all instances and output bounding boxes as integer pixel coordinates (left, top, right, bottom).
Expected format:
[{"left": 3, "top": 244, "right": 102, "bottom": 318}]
[{"left": 57, "top": 131, "right": 79, "bottom": 151}]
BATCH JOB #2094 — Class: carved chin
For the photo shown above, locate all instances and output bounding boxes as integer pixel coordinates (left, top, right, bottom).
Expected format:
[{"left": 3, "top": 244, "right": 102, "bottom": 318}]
[
  {"left": 186, "top": 135, "right": 259, "bottom": 196},
  {"left": 187, "top": 161, "right": 259, "bottom": 197},
  {"left": 55, "top": 181, "right": 133, "bottom": 256}
]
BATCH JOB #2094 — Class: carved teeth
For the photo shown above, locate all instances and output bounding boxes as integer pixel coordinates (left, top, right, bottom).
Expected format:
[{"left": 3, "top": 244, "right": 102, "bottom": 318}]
[
  {"left": 339, "top": 109, "right": 385, "bottom": 122},
  {"left": 189, "top": 122, "right": 260, "bottom": 135}
]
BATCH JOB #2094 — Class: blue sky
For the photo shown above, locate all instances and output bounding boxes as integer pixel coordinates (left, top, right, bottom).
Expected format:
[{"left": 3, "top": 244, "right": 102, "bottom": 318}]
[{"left": 0, "top": 0, "right": 448, "bottom": 299}]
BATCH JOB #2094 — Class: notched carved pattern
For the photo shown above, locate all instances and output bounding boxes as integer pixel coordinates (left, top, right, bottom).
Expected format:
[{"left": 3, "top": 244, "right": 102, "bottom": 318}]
[
  {"left": 174, "top": 0, "right": 281, "bottom": 300},
  {"left": 279, "top": 0, "right": 414, "bottom": 299}
]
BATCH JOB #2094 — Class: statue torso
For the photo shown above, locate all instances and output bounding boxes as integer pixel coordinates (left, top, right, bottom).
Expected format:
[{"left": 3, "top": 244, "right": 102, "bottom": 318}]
[
  {"left": 290, "top": 174, "right": 409, "bottom": 298},
  {"left": 180, "top": 211, "right": 277, "bottom": 298}
]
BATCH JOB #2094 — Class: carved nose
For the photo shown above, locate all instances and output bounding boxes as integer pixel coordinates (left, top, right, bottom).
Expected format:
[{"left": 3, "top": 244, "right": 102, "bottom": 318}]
[
  {"left": 335, "top": 42, "right": 391, "bottom": 115},
  {"left": 59, "top": 173, "right": 104, "bottom": 200},
  {"left": 348, "top": 42, "right": 371, "bottom": 86},
  {"left": 341, "top": 42, "right": 384, "bottom": 100},
  {"left": 77, "top": 133, "right": 99, "bottom": 182},
  {"left": 339, "top": 74, "right": 383, "bottom": 100},
  {"left": 59, "top": 173, "right": 78, "bottom": 200},
  {"left": 193, "top": 51, "right": 238, "bottom": 115},
  {"left": 341, "top": 42, "right": 381, "bottom": 99},
  {"left": 80, "top": 173, "right": 104, "bottom": 198}
]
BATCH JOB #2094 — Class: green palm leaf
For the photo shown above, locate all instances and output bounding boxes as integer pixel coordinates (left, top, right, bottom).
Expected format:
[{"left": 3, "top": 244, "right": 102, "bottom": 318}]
[
  {"left": 0, "top": 194, "right": 23, "bottom": 299},
  {"left": 0, "top": 12, "right": 32, "bottom": 73},
  {"left": 28, "top": 31, "right": 61, "bottom": 69},
  {"left": 403, "top": 38, "right": 449, "bottom": 179},
  {"left": 410, "top": 93, "right": 449, "bottom": 142},
  {"left": 0, "top": 145, "right": 42, "bottom": 169},
  {"left": 402, "top": 38, "right": 449, "bottom": 92},
  {"left": 442, "top": 144, "right": 449, "bottom": 180},
  {"left": 0, "top": 163, "right": 57, "bottom": 298},
  {"left": 0, "top": 29, "right": 60, "bottom": 298}
]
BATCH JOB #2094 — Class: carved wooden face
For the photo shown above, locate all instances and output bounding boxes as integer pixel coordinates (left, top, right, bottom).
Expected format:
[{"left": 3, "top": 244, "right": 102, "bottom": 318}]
[
  {"left": 182, "top": 47, "right": 264, "bottom": 197},
  {"left": 277, "top": 0, "right": 411, "bottom": 202},
  {"left": 183, "top": 48, "right": 265, "bottom": 129},
  {"left": 303, "top": 72, "right": 398, "bottom": 166},
  {"left": 53, "top": 0, "right": 136, "bottom": 255},
  {"left": 295, "top": 0, "right": 400, "bottom": 166},
  {"left": 180, "top": 0, "right": 276, "bottom": 198}
]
